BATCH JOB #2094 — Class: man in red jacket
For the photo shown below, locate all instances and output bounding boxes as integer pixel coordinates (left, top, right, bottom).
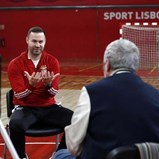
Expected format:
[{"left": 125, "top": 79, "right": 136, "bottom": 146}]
[{"left": 8, "top": 26, "right": 73, "bottom": 159}]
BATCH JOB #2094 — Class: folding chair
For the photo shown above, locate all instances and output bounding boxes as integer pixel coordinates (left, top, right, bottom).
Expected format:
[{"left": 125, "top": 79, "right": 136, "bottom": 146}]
[
  {"left": 105, "top": 145, "right": 140, "bottom": 159},
  {"left": 4, "top": 89, "right": 64, "bottom": 159}
]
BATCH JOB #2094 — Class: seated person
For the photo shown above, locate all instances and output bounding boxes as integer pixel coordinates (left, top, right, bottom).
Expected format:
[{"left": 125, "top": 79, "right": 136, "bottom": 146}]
[
  {"left": 53, "top": 39, "right": 159, "bottom": 159},
  {"left": 8, "top": 26, "right": 73, "bottom": 159}
]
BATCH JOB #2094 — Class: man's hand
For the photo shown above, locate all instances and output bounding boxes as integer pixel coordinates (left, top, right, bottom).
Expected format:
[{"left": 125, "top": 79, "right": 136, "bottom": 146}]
[
  {"left": 24, "top": 71, "right": 42, "bottom": 87},
  {"left": 42, "top": 71, "right": 60, "bottom": 88}
]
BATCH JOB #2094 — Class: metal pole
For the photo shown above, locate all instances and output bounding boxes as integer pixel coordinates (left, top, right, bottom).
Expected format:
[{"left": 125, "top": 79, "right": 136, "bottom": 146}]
[
  {"left": 0, "top": 120, "right": 19, "bottom": 159},
  {"left": 0, "top": 4, "right": 159, "bottom": 11},
  {"left": 0, "top": 55, "right": 1, "bottom": 118}
]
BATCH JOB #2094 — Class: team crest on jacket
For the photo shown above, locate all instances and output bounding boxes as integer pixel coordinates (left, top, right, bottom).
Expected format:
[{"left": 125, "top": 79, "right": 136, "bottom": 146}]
[{"left": 40, "top": 65, "right": 47, "bottom": 75}]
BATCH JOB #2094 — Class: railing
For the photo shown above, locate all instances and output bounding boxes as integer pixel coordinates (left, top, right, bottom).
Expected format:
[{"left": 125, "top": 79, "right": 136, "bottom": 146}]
[{"left": 0, "top": 4, "right": 159, "bottom": 10}]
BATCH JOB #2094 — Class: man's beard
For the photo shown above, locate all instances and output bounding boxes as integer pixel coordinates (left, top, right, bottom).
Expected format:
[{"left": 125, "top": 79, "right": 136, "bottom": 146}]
[{"left": 31, "top": 48, "right": 43, "bottom": 55}]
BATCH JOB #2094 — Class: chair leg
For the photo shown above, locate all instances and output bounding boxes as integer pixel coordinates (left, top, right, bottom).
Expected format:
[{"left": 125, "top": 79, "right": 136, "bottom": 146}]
[
  {"left": 55, "top": 134, "right": 60, "bottom": 150},
  {"left": 50, "top": 134, "right": 60, "bottom": 159},
  {"left": 4, "top": 143, "right": 7, "bottom": 159}
]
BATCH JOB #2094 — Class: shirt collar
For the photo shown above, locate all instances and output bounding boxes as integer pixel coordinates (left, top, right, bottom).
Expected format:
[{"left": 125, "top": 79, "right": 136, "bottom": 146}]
[{"left": 110, "top": 68, "right": 134, "bottom": 76}]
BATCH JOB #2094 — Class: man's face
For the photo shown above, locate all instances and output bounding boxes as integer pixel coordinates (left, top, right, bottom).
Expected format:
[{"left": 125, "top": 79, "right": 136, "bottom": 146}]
[{"left": 26, "top": 32, "right": 46, "bottom": 55}]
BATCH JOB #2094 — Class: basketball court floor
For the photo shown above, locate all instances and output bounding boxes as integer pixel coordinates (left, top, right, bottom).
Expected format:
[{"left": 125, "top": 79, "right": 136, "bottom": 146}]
[
  {"left": 1, "top": 58, "right": 159, "bottom": 159},
  {"left": 1, "top": 59, "right": 159, "bottom": 126}
]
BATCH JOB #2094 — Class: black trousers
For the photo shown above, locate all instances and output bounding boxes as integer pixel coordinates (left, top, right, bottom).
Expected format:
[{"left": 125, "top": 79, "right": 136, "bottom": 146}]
[{"left": 9, "top": 104, "right": 73, "bottom": 158}]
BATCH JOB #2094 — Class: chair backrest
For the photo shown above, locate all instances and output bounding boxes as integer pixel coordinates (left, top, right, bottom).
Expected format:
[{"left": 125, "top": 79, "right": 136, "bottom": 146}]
[
  {"left": 6, "top": 89, "right": 14, "bottom": 117},
  {"left": 105, "top": 146, "right": 140, "bottom": 159}
]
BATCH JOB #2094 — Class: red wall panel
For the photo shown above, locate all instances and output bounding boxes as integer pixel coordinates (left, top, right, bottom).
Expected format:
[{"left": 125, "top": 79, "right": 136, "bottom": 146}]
[
  {"left": 0, "top": 0, "right": 158, "bottom": 7},
  {"left": 97, "top": 0, "right": 159, "bottom": 5},
  {"left": 0, "top": 2, "right": 159, "bottom": 61},
  {"left": 0, "top": 0, "right": 96, "bottom": 7},
  {"left": 0, "top": 9, "right": 97, "bottom": 61}
]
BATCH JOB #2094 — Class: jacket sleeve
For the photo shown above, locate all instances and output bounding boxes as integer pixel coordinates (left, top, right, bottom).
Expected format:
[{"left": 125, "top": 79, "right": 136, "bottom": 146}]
[
  {"left": 7, "top": 59, "right": 34, "bottom": 99},
  {"left": 65, "top": 87, "right": 91, "bottom": 156},
  {"left": 46, "top": 56, "right": 60, "bottom": 96}
]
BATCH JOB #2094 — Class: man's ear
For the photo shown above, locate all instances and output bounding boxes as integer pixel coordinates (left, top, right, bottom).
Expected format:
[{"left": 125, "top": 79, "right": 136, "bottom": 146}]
[
  {"left": 26, "top": 37, "right": 28, "bottom": 44},
  {"left": 103, "top": 59, "right": 111, "bottom": 77},
  {"left": 106, "top": 59, "right": 111, "bottom": 72}
]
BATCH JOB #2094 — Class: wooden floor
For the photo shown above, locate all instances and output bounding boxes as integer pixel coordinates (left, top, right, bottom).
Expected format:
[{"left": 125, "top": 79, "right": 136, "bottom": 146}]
[
  {"left": 1, "top": 59, "right": 159, "bottom": 159},
  {"left": 1, "top": 59, "right": 159, "bottom": 125}
]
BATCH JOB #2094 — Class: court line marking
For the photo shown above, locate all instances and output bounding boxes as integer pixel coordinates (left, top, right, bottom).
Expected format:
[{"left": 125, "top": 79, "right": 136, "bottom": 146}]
[{"left": 79, "top": 64, "right": 102, "bottom": 72}]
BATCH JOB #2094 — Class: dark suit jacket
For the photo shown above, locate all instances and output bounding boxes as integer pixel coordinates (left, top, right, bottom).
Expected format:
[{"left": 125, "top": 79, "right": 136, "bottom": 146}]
[{"left": 80, "top": 72, "right": 159, "bottom": 159}]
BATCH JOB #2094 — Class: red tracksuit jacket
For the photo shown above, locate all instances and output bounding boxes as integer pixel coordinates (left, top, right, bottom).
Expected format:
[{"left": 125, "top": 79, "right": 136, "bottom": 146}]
[{"left": 8, "top": 51, "right": 60, "bottom": 107}]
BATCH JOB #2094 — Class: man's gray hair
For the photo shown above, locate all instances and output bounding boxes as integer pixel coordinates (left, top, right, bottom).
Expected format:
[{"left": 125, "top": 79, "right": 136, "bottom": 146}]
[{"left": 104, "top": 39, "right": 140, "bottom": 71}]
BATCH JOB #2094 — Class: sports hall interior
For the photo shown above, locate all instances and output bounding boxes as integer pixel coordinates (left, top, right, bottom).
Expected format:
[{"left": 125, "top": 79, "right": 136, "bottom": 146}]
[{"left": 0, "top": 0, "right": 159, "bottom": 158}]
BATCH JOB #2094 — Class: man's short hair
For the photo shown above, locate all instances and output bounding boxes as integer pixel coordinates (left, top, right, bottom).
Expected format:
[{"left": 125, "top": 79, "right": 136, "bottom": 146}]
[{"left": 27, "top": 26, "right": 45, "bottom": 37}]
